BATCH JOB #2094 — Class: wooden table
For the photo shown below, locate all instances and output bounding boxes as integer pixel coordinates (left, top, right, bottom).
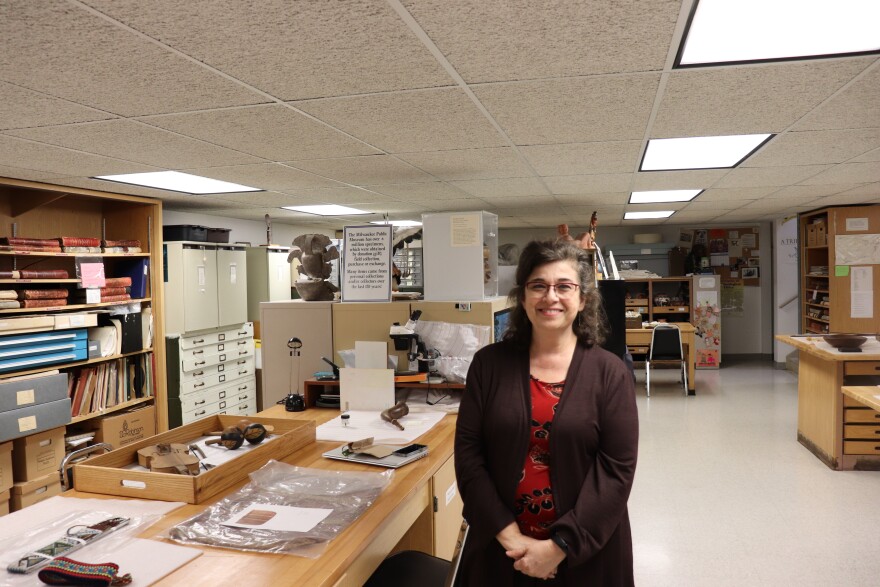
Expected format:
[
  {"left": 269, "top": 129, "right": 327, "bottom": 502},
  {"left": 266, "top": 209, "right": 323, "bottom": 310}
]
[
  {"left": 66, "top": 405, "right": 462, "bottom": 586},
  {"left": 626, "top": 323, "right": 696, "bottom": 394},
  {"left": 777, "top": 335, "right": 880, "bottom": 470}
]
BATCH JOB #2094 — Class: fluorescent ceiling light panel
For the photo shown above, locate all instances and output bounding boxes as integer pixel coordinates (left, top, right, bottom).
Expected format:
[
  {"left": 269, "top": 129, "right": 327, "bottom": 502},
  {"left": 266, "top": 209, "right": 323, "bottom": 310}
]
[
  {"left": 630, "top": 190, "right": 702, "bottom": 204},
  {"left": 624, "top": 211, "right": 675, "bottom": 220},
  {"left": 679, "top": 0, "right": 880, "bottom": 66},
  {"left": 641, "top": 134, "right": 772, "bottom": 170},
  {"left": 282, "top": 204, "right": 369, "bottom": 216},
  {"left": 95, "top": 171, "right": 260, "bottom": 194},
  {"left": 370, "top": 220, "right": 422, "bottom": 227}
]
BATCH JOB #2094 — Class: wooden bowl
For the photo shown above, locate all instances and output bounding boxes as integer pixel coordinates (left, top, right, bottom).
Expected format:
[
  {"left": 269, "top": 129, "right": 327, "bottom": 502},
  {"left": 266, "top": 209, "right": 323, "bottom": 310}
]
[{"left": 823, "top": 334, "right": 867, "bottom": 349}]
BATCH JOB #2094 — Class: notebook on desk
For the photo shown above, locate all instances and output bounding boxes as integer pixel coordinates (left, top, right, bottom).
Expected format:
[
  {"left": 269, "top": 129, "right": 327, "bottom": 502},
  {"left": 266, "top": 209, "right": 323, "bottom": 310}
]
[{"left": 322, "top": 443, "right": 429, "bottom": 469}]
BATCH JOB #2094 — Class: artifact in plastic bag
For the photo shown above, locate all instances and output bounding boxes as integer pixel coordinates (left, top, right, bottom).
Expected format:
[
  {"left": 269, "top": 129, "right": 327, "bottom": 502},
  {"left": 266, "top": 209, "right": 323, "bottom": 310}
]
[{"left": 166, "top": 460, "right": 391, "bottom": 558}]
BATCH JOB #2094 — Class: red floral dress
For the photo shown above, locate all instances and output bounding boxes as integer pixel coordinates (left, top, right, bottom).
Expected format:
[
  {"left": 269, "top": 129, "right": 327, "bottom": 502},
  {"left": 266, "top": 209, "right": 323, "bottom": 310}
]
[{"left": 514, "top": 376, "right": 562, "bottom": 539}]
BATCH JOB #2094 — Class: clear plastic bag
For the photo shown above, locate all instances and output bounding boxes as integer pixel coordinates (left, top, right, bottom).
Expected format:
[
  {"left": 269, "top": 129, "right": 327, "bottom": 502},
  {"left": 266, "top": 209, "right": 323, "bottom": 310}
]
[{"left": 166, "top": 460, "right": 392, "bottom": 558}]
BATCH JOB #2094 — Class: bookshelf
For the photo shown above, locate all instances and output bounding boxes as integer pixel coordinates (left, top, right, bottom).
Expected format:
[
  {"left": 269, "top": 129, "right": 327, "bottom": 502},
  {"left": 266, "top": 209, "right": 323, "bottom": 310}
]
[{"left": 0, "top": 177, "right": 167, "bottom": 435}]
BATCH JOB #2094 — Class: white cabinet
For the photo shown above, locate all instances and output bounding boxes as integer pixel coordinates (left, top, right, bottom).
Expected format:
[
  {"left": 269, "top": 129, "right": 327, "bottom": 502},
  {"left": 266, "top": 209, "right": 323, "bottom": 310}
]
[
  {"left": 166, "top": 322, "right": 257, "bottom": 427},
  {"left": 246, "top": 246, "right": 292, "bottom": 328},
  {"left": 422, "top": 211, "right": 498, "bottom": 301},
  {"left": 164, "top": 243, "right": 247, "bottom": 335}
]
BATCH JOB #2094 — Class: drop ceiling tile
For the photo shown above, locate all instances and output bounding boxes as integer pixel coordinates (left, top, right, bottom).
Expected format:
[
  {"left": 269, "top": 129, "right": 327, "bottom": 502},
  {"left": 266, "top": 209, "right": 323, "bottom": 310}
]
[
  {"left": 765, "top": 184, "right": 861, "bottom": 200},
  {"left": 744, "top": 129, "right": 880, "bottom": 167},
  {"left": 664, "top": 211, "right": 724, "bottom": 223},
  {"left": 356, "top": 202, "right": 432, "bottom": 214},
  {"left": 799, "top": 162, "right": 880, "bottom": 185},
  {"left": 395, "top": 148, "right": 533, "bottom": 180},
  {"left": 0, "top": 82, "right": 115, "bottom": 130},
  {"left": 811, "top": 192, "right": 880, "bottom": 207},
  {"left": 792, "top": 63, "right": 880, "bottom": 131},
  {"left": 423, "top": 198, "right": 494, "bottom": 212},
  {"left": 681, "top": 200, "right": 741, "bottom": 211},
  {"left": 483, "top": 196, "right": 561, "bottom": 210},
  {"left": 402, "top": 0, "right": 679, "bottom": 82},
  {"left": 208, "top": 192, "right": 321, "bottom": 208},
  {"left": 632, "top": 170, "right": 728, "bottom": 190},
  {"left": 564, "top": 205, "right": 627, "bottom": 218},
  {"left": 6, "top": 120, "right": 262, "bottom": 169},
  {"left": 143, "top": 105, "right": 379, "bottom": 161},
  {"left": 544, "top": 174, "right": 632, "bottom": 195},
  {"left": 0, "top": 164, "right": 66, "bottom": 182},
  {"left": 851, "top": 147, "right": 880, "bottom": 163},
  {"left": 0, "top": 136, "right": 157, "bottom": 177},
  {"left": 0, "top": 1, "right": 262, "bottom": 116},
  {"left": 473, "top": 75, "right": 660, "bottom": 144},
  {"left": 450, "top": 177, "right": 549, "bottom": 198},
  {"left": 624, "top": 202, "right": 686, "bottom": 213},
  {"left": 162, "top": 196, "right": 258, "bottom": 210},
  {"left": 653, "top": 59, "right": 873, "bottom": 136},
  {"left": 282, "top": 186, "right": 397, "bottom": 205},
  {"left": 184, "top": 163, "right": 342, "bottom": 191},
  {"left": 520, "top": 141, "right": 642, "bottom": 176},
  {"left": 293, "top": 89, "right": 506, "bottom": 153},
  {"left": 499, "top": 218, "right": 536, "bottom": 228},
  {"left": 714, "top": 165, "right": 831, "bottom": 188},
  {"left": 555, "top": 193, "right": 631, "bottom": 206},
  {"left": 520, "top": 216, "right": 576, "bottom": 228},
  {"left": 82, "top": 0, "right": 452, "bottom": 100},
  {"left": 832, "top": 184, "right": 880, "bottom": 200},
  {"left": 287, "top": 155, "right": 434, "bottom": 186},
  {"left": 689, "top": 187, "right": 778, "bottom": 202},
  {"left": 53, "top": 176, "right": 184, "bottom": 200},
  {"left": 370, "top": 182, "right": 470, "bottom": 201}
]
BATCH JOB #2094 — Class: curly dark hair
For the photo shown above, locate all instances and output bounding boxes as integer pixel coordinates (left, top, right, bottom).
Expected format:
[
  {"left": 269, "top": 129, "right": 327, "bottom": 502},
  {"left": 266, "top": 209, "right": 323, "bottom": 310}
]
[{"left": 502, "top": 239, "right": 607, "bottom": 347}]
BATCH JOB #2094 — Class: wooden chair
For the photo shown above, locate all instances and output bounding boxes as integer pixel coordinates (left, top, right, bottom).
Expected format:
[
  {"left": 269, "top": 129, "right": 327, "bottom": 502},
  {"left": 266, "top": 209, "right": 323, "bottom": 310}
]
[
  {"left": 646, "top": 324, "right": 688, "bottom": 397},
  {"left": 364, "top": 521, "right": 469, "bottom": 587}
]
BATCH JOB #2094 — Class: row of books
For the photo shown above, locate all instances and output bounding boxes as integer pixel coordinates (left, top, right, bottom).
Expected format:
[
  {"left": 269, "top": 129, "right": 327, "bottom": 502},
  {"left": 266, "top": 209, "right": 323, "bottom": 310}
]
[
  {"left": 0, "top": 236, "right": 142, "bottom": 254},
  {"left": 66, "top": 353, "right": 155, "bottom": 418}
]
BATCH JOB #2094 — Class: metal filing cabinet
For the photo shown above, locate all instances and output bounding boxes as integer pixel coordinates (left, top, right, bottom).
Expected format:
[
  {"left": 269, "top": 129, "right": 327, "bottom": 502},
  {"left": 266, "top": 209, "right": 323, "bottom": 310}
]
[
  {"left": 166, "top": 322, "right": 257, "bottom": 427},
  {"left": 217, "top": 245, "right": 248, "bottom": 326},
  {"left": 246, "top": 246, "right": 292, "bottom": 335}
]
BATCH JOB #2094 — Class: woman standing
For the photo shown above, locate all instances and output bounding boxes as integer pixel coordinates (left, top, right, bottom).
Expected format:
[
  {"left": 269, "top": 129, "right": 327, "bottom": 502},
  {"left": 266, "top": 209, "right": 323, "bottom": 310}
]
[{"left": 455, "top": 239, "right": 638, "bottom": 585}]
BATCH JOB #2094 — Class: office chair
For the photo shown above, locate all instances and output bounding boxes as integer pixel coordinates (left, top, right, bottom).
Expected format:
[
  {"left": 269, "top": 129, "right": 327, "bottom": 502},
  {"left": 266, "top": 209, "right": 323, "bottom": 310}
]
[
  {"left": 364, "top": 521, "right": 469, "bottom": 587},
  {"left": 646, "top": 324, "right": 688, "bottom": 397}
]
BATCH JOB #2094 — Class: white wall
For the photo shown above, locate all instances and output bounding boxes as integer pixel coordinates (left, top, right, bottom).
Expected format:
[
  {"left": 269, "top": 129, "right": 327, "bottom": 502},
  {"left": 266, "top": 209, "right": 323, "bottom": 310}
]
[
  {"left": 499, "top": 222, "right": 775, "bottom": 356},
  {"left": 162, "top": 210, "right": 335, "bottom": 247}
]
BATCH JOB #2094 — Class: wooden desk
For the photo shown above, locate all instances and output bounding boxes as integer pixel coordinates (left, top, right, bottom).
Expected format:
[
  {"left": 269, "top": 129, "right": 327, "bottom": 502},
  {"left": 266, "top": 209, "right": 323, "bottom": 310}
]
[
  {"left": 626, "top": 323, "right": 696, "bottom": 395},
  {"left": 67, "top": 405, "right": 462, "bottom": 586},
  {"left": 777, "top": 335, "right": 880, "bottom": 470},
  {"left": 303, "top": 378, "right": 465, "bottom": 409}
]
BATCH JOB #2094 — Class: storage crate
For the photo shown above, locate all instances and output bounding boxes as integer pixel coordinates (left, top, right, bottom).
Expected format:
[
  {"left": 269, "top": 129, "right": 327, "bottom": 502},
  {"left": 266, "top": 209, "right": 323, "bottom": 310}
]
[
  {"left": 73, "top": 415, "right": 314, "bottom": 503},
  {"left": 206, "top": 228, "right": 231, "bottom": 243},
  {"left": 163, "top": 225, "right": 208, "bottom": 242}
]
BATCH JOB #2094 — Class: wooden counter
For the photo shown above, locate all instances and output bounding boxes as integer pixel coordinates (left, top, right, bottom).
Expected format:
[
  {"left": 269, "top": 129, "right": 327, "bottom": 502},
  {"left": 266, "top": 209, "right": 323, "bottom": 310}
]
[
  {"left": 777, "top": 335, "right": 880, "bottom": 470},
  {"left": 627, "top": 323, "right": 696, "bottom": 394},
  {"left": 67, "top": 405, "right": 462, "bottom": 586}
]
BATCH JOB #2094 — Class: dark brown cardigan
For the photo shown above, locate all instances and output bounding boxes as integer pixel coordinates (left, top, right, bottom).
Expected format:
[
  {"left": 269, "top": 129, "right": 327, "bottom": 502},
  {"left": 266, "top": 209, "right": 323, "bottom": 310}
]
[{"left": 455, "top": 339, "right": 638, "bottom": 586}]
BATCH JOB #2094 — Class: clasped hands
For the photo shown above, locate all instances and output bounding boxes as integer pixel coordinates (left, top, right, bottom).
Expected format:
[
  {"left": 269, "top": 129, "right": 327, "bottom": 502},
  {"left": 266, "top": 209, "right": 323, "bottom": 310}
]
[{"left": 498, "top": 523, "right": 566, "bottom": 580}]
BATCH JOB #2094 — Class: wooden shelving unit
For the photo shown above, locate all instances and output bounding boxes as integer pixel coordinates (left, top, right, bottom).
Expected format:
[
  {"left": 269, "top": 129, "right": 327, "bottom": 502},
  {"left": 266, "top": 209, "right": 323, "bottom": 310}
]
[
  {"left": 0, "top": 177, "right": 168, "bottom": 431},
  {"left": 799, "top": 205, "right": 880, "bottom": 335},
  {"left": 622, "top": 277, "right": 693, "bottom": 324}
]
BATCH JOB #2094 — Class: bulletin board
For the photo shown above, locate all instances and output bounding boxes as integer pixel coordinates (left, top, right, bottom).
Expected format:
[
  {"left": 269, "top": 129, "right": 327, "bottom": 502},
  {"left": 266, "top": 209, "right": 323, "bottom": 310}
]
[{"left": 685, "top": 227, "right": 761, "bottom": 286}]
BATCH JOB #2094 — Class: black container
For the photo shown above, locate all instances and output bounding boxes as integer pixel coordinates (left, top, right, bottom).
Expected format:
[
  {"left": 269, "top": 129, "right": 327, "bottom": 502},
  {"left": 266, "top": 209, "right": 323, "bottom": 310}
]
[
  {"left": 163, "top": 225, "right": 207, "bottom": 242},
  {"left": 206, "top": 227, "right": 231, "bottom": 243}
]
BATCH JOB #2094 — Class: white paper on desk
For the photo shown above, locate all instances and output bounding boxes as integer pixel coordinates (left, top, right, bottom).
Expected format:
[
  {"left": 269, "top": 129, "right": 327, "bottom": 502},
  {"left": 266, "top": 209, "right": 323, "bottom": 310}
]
[
  {"left": 222, "top": 504, "right": 332, "bottom": 532},
  {"left": 78, "top": 538, "right": 202, "bottom": 587},
  {"left": 317, "top": 410, "right": 446, "bottom": 444},
  {"left": 355, "top": 340, "right": 387, "bottom": 368},
  {"left": 340, "top": 367, "right": 394, "bottom": 411}
]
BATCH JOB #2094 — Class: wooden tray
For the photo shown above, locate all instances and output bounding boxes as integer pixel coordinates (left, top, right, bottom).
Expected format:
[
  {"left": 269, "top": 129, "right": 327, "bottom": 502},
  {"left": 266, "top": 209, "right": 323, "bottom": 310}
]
[{"left": 73, "top": 415, "right": 315, "bottom": 503}]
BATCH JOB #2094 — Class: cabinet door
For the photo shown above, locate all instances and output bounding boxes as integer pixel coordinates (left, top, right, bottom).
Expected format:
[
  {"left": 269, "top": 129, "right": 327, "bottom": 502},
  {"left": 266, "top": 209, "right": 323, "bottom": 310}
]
[
  {"left": 217, "top": 248, "right": 248, "bottom": 326},
  {"left": 182, "top": 247, "right": 219, "bottom": 332},
  {"left": 266, "top": 250, "right": 292, "bottom": 302},
  {"left": 432, "top": 455, "right": 463, "bottom": 560}
]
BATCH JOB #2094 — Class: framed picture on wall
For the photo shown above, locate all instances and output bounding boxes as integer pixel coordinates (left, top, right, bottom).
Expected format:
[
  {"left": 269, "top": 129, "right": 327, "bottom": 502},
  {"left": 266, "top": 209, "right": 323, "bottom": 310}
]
[{"left": 741, "top": 267, "right": 759, "bottom": 279}]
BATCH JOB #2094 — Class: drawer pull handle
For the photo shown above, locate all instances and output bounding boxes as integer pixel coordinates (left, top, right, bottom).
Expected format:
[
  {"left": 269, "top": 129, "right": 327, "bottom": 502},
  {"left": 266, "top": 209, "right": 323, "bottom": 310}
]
[
  {"left": 239, "top": 350, "right": 248, "bottom": 355},
  {"left": 238, "top": 341, "right": 247, "bottom": 345},
  {"left": 239, "top": 395, "right": 247, "bottom": 400},
  {"left": 238, "top": 330, "right": 247, "bottom": 335},
  {"left": 193, "top": 350, "right": 204, "bottom": 355},
  {"left": 193, "top": 338, "right": 205, "bottom": 344},
  {"left": 194, "top": 382, "right": 205, "bottom": 388},
  {"left": 195, "top": 361, "right": 206, "bottom": 366},
  {"left": 193, "top": 370, "right": 204, "bottom": 376},
  {"left": 195, "top": 400, "right": 205, "bottom": 406},
  {"left": 240, "top": 404, "right": 249, "bottom": 410},
  {"left": 195, "top": 410, "right": 206, "bottom": 416},
  {"left": 238, "top": 386, "right": 247, "bottom": 390},
  {"left": 239, "top": 370, "right": 247, "bottom": 375}
]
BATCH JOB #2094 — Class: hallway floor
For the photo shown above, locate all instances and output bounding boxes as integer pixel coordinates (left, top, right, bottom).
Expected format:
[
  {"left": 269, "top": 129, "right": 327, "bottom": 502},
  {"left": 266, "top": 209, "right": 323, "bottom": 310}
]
[{"left": 629, "top": 357, "right": 880, "bottom": 586}]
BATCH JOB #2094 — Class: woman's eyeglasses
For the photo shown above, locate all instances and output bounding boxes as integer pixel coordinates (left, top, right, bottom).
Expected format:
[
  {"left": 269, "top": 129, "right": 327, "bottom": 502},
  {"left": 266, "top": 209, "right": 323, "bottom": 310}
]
[{"left": 524, "top": 281, "right": 581, "bottom": 297}]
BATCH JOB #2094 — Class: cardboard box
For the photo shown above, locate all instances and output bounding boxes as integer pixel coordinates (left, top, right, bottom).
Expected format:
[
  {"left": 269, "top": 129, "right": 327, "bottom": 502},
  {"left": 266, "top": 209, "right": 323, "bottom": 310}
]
[
  {"left": 74, "top": 415, "right": 315, "bottom": 504},
  {"left": 10, "top": 471, "right": 62, "bottom": 511},
  {"left": 807, "top": 224, "right": 817, "bottom": 247},
  {"left": 0, "top": 442, "right": 11, "bottom": 492},
  {"left": 0, "top": 488, "right": 9, "bottom": 516},
  {"left": 53, "top": 312, "right": 99, "bottom": 330},
  {"left": 0, "top": 372, "right": 68, "bottom": 414},
  {"left": 0, "top": 315, "right": 55, "bottom": 335},
  {"left": 12, "top": 426, "right": 66, "bottom": 482},
  {"left": 815, "top": 223, "right": 826, "bottom": 246},
  {"left": 91, "top": 405, "right": 156, "bottom": 450},
  {"left": 0, "top": 398, "right": 72, "bottom": 443}
]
